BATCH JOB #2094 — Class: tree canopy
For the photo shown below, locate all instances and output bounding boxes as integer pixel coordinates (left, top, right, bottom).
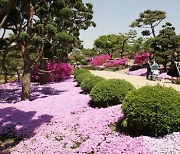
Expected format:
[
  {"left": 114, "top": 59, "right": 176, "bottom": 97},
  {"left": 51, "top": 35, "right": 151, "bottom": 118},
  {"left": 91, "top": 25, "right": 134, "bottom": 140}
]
[
  {"left": 94, "top": 30, "right": 136, "bottom": 57},
  {"left": 0, "top": 0, "right": 96, "bottom": 100},
  {"left": 130, "top": 10, "right": 166, "bottom": 37}
]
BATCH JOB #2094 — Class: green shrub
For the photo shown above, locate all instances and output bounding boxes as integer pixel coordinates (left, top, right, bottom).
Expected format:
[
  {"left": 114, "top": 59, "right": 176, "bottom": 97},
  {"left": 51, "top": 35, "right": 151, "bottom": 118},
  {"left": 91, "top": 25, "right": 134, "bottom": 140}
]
[
  {"left": 73, "top": 68, "right": 90, "bottom": 78},
  {"left": 76, "top": 72, "right": 93, "bottom": 84},
  {"left": 80, "top": 76, "right": 105, "bottom": 94},
  {"left": 90, "top": 79, "right": 135, "bottom": 107},
  {"left": 122, "top": 85, "right": 180, "bottom": 137}
]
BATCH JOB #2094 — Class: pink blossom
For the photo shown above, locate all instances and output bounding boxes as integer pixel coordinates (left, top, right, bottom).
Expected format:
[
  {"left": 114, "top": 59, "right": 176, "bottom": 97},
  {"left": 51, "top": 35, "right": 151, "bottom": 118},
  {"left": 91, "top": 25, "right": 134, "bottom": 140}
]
[
  {"left": 104, "top": 62, "right": 113, "bottom": 67},
  {"left": 31, "top": 62, "right": 73, "bottom": 82},
  {"left": 112, "top": 58, "right": 128, "bottom": 66},
  {"left": 134, "top": 52, "right": 150, "bottom": 65},
  {"left": 90, "top": 54, "right": 111, "bottom": 66}
]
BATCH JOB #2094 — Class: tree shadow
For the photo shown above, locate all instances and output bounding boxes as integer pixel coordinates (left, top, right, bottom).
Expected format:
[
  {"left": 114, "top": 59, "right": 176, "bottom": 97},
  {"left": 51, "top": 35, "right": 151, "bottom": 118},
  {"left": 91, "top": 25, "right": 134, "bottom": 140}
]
[
  {"left": 0, "top": 107, "right": 53, "bottom": 152},
  {"left": 30, "top": 86, "right": 66, "bottom": 101},
  {"left": 0, "top": 82, "right": 66, "bottom": 103}
]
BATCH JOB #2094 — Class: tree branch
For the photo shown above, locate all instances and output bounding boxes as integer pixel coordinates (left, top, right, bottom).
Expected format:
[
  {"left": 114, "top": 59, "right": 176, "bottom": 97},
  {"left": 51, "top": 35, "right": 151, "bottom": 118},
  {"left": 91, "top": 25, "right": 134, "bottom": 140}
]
[
  {"left": 0, "top": 13, "right": 9, "bottom": 29},
  {"left": 0, "top": 0, "right": 17, "bottom": 15},
  {"left": 154, "top": 19, "right": 163, "bottom": 27}
]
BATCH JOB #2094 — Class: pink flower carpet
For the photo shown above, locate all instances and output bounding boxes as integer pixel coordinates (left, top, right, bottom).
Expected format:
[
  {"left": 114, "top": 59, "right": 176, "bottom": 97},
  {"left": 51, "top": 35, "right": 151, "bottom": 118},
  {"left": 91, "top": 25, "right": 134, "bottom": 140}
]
[{"left": 0, "top": 77, "right": 179, "bottom": 153}]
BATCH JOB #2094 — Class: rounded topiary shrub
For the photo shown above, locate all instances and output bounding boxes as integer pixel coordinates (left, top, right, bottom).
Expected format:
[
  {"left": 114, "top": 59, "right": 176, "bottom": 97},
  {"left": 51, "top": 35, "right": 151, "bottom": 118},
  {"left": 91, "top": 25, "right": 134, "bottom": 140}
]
[
  {"left": 122, "top": 85, "right": 180, "bottom": 137},
  {"left": 76, "top": 72, "right": 94, "bottom": 84},
  {"left": 80, "top": 76, "right": 105, "bottom": 94},
  {"left": 90, "top": 79, "right": 135, "bottom": 107},
  {"left": 74, "top": 69, "right": 90, "bottom": 78}
]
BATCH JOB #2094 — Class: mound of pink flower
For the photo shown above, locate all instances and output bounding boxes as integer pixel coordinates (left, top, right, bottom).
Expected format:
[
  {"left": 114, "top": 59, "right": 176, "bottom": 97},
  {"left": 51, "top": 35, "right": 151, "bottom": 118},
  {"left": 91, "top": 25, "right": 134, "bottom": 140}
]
[
  {"left": 90, "top": 54, "right": 111, "bottom": 66},
  {"left": 0, "top": 78, "right": 179, "bottom": 153},
  {"left": 134, "top": 52, "right": 150, "bottom": 65},
  {"left": 31, "top": 62, "right": 73, "bottom": 82},
  {"left": 112, "top": 58, "right": 128, "bottom": 66},
  {"left": 104, "top": 58, "right": 128, "bottom": 68}
]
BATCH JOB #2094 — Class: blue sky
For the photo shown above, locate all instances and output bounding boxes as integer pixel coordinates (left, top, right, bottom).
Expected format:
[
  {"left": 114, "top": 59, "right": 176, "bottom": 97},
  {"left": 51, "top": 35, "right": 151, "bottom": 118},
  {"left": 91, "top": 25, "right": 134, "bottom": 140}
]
[{"left": 80, "top": 0, "right": 180, "bottom": 48}]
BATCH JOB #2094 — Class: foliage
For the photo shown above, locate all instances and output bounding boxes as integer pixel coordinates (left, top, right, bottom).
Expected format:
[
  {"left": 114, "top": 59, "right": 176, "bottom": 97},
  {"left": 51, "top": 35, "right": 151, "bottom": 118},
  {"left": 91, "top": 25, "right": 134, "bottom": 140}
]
[
  {"left": 150, "top": 23, "right": 180, "bottom": 52},
  {"left": 73, "top": 68, "right": 90, "bottom": 78},
  {"left": 130, "top": 10, "right": 166, "bottom": 37},
  {"left": 90, "top": 54, "right": 111, "bottom": 66},
  {"left": 81, "top": 49, "right": 97, "bottom": 58},
  {"left": 76, "top": 72, "right": 93, "bottom": 84},
  {"left": 134, "top": 52, "right": 150, "bottom": 65},
  {"left": 122, "top": 85, "right": 180, "bottom": 136},
  {"left": 90, "top": 79, "right": 135, "bottom": 107},
  {"left": 80, "top": 76, "right": 105, "bottom": 94},
  {"left": 31, "top": 62, "right": 73, "bottom": 82},
  {"left": 0, "top": 0, "right": 96, "bottom": 100},
  {"left": 94, "top": 32, "right": 135, "bottom": 56},
  {"left": 150, "top": 22, "right": 180, "bottom": 71},
  {"left": 70, "top": 50, "right": 85, "bottom": 65}
]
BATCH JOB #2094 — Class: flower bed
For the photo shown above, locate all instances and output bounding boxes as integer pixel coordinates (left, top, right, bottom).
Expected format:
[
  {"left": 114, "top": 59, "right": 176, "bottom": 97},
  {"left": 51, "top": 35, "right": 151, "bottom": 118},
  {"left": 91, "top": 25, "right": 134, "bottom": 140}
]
[{"left": 0, "top": 78, "right": 179, "bottom": 153}]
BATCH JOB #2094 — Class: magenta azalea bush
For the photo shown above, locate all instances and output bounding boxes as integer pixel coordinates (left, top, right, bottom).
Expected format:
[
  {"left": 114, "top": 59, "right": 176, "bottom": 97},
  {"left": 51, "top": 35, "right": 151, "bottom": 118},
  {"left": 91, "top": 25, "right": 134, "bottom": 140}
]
[
  {"left": 134, "top": 52, "right": 150, "bottom": 65},
  {"left": 112, "top": 58, "right": 128, "bottom": 66},
  {"left": 31, "top": 62, "right": 73, "bottom": 82},
  {"left": 104, "top": 62, "right": 113, "bottom": 67},
  {"left": 90, "top": 54, "right": 111, "bottom": 66},
  {"left": 104, "top": 58, "right": 128, "bottom": 68}
]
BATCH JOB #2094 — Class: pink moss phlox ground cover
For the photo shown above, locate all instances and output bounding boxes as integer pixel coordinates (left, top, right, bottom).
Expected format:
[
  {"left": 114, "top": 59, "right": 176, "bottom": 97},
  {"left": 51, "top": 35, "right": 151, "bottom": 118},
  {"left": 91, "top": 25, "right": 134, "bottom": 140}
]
[
  {"left": 127, "top": 68, "right": 147, "bottom": 76},
  {"left": 0, "top": 77, "right": 179, "bottom": 153},
  {"left": 128, "top": 68, "right": 172, "bottom": 79},
  {"left": 0, "top": 80, "right": 67, "bottom": 103}
]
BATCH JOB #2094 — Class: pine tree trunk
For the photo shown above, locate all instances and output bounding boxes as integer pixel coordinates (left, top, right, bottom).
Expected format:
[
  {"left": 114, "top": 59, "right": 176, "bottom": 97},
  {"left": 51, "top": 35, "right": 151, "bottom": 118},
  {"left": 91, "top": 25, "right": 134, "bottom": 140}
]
[
  {"left": 21, "top": 62, "right": 31, "bottom": 101},
  {"left": 39, "top": 58, "right": 47, "bottom": 85},
  {"left": 16, "top": 69, "right": 20, "bottom": 81},
  {"left": 1, "top": 50, "right": 8, "bottom": 83},
  {"left": 21, "top": 45, "right": 31, "bottom": 101},
  {"left": 21, "top": 0, "right": 34, "bottom": 100},
  {"left": 152, "top": 27, "right": 156, "bottom": 37}
]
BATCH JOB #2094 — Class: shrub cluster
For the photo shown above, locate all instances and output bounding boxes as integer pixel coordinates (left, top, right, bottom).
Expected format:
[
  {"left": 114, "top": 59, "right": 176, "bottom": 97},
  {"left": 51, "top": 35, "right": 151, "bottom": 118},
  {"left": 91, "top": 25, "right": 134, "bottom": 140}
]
[
  {"left": 122, "top": 85, "right": 180, "bottom": 136},
  {"left": 31, "top": 62, "right": 73, "bottom": 82},
  {"left": 81, "top": 76, "right": 105, "bottom": 94},
  {"left": 90, "top": 79, "right": 135, "bottom": 107},
  {"left": 73, "top": 68, "right": 90, "bottom": 78},
  {"left": 76, "top": 72, "right": 93, "bottom": 84}
]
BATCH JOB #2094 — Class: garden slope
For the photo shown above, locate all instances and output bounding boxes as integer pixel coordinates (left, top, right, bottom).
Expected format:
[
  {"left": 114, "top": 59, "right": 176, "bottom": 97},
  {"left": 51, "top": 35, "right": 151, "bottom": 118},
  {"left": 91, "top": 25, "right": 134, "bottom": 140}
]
[{"left": 0, "top": 77, "right": 179, "bottom": 153}]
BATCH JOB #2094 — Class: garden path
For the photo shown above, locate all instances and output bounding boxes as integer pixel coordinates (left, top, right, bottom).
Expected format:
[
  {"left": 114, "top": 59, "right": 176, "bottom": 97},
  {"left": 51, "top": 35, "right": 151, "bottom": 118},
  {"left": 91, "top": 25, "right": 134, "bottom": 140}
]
[{"left": 90, "top": 70, "right": 180, "bottom": 91}]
